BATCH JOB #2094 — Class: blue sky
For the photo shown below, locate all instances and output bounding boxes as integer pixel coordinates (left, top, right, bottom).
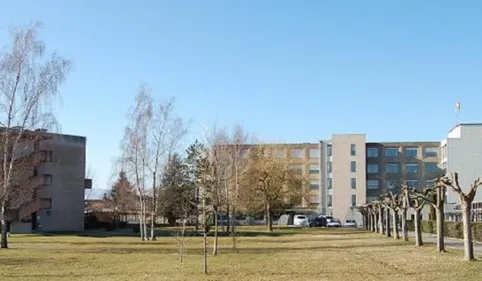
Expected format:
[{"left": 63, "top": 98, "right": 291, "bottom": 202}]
[{"left": 1, "top": 1, "right": 482, "bottom": 196}]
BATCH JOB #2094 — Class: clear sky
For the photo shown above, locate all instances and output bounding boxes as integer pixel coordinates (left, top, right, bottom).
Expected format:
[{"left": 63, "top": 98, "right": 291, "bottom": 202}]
[{"left": 1, "top": 1, "right": 481, "bottom": 197}]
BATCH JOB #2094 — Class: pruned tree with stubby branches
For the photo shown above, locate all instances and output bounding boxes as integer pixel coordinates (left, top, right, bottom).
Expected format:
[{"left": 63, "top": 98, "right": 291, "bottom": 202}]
[
  {"left": 439, "top": 173, "right": 482, "bottom": 261},
  {"left": 420, "top": 179, "right": 446, "bottom": 253},
  {"left": 0, "top": 22, "right": 70, "bottom": 249},
  {"left": 406, "top": 186, "right": 427, "bottom": 247}
]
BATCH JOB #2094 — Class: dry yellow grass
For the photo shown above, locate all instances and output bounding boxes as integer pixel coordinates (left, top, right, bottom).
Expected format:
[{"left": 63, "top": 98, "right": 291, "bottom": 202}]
[{"left": 0, "top": 227, "right": 481, "bottom": 281}]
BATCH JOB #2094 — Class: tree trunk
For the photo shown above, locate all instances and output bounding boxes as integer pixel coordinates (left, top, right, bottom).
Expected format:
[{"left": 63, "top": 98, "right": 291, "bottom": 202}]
[
  {"left": 139, "top": 199, "right": 145, "bottom": 241},
  {"left": 203, "top": 230, "right": 208, "bottom": 274},
  {"left": 372, "top": 213, "right": 376, "bottom": 232},
  {"left": 364, "top": 214, "right": 368, "bottom": 230},
  {"left": 367, "top": 213, "right": 371, "bottom": 231},
  {"left": 435, "top": 205, "right": 445, "bottom": 252},
  {"left": 385, "top": 208, "right": 391, "bottom": 237},
  {"left": 1, "top": 205, "right": 8, "bottom": 249},
  {"left": 392, "top": 210, "right": 400, "bottom": 239},
  {"left": 231, "top": 205, "right": 237, "bottom": 251},
  {"left": 225, "top": 183, "right": 230, "bottom": 235},
  {"left": 435, "top": 187, "right": 445, "bottom": 253},
  {"left": 401, "top": 209, "right": 408, "bottom": 241},
  {"left": 212, "top": 210, "right": 218, "bottom": 255},
  {"left": 414, "top": 209, "right": 423, "bottom": 246},
  {"left": 461, "top": 201, "right": 474, "bottom": 261},
  {"left": 180, "top": 217, "right": 186, "bottom": 263},
  {"left": 266, "top": 203, "right": 273, "bottom": 232},
  {"left": 194, "top": 186, "right": 199, "bottom": 234},
  {"left": 143, "top": 204, "right": 149, "bottom": 241},
  {"left": 149, "top": 211, "right": 156, "bottom": 241},
  {"left": 378, "top": 209, "right": 384, "bottom": 235}
]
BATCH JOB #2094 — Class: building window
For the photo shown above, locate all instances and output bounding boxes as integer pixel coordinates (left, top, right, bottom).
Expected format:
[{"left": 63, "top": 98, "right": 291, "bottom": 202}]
[
  {"left": 424, "top": 179, "right": 434, "bottom": 187},
  {"left": 327, "top": 144, "right": 332, "bottom": 156},
  {"left": 367, "top": 147, "right": 379, "bottom": 157},
  {"left": 291, "top": 165, "right": 303, "bottom": 175},
  {"left": 309, "top": 149, "right": 319, "bottom": 158},
  {"left": 43, "top": 174, "right": 52, "bottom": 185},
  {"left": 310, "top": 180, "right": 319, "bottom": 190},
  {"left": 367, "top": 180, "right": 379, "bottom": 190},
  {"left": 425, "top": 163, "right": 439, "bottom": 174},
  {"left": 327, "top": 178, "right": 332, "bottom": 189},
  {"left": 385, "top": 147, "right": 399, "bottom": 157},
  {"left": 405, "top": 147, "right": 418, "bottom": 158},
  {"left": 328, "top": 195, "right": 332, "bottom": 207},
  {"left": 40, "top": 150, "right": 53, "bottom": 162},
  {"left": 350, "top": 161, "right": 356, "bottom": 172},
  {"left": 274, "top": 149, "right": 286, "bottom": 158},
  {"left": 309, "top": 165, "right": 319, "bottom": 174},
  {"left": 310, "top": 195, "right": 319, "bottom": 203},
  {"left": 367, "top": 164, "right": 379, "bottom": 173},
  {"left": 327, "top": 162, "right": 332, "bottom": 173},
  {"left": 351, "top": 178, "right": 356, "bottom": 189},
  {"left": 350, "top": 144, "right": 356, "bottom": 156},
  {"left": 291, "top": 149, "right": 303, "bottom": 158},
  {"left": 386, "top": 179, "right": 398, "bottom": 189},
  {"left": 386, "top": 163, "right": 399, "bottom": 173},
  {"left": 424, "top": 147, "right": 438, "bottom": 158},
  {"left": 351, "top": 194, "right": 357, "bottom": 206},
  {"left": 406, "top": 163, "right": 418, "bottom": 174},
  {"left": 406, "top": 180, "right": 419, "bottom": 188}
]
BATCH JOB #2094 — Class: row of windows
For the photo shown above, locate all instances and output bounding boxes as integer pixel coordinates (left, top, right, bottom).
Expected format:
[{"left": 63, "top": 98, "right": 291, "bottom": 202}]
[
  {"left": 367, "top": 163, "right": 439, "bottom": 174},
  {"left": 367, "top": 179, "right": 433, "bottom": 190},
  {"left": 326, "top": 194, "right": 357, "bottom": 207},
  {"left": 367, "top": 147, "right": 437, "bottom": 158}
]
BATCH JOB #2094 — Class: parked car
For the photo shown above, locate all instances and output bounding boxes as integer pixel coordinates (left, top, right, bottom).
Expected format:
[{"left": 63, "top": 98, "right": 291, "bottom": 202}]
[
  {"left": 309, "top": 216, "right": 327, "bottom": 227},
  {"left": 293, "top": 214, "right": 309, "bottom": 227},
  {"left": 324, "top": 216, "right": 334, "bottom": 223},
  {"left": 327, "top": 218, "right": 342, "bottom": 228},
  {"left": 344, "top": 219, "right": 357, "bottom": 228}
]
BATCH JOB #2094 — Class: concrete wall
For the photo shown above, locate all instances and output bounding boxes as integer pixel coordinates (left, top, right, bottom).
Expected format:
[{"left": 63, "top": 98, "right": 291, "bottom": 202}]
[
  {"left": 37, "top": 134, "right": 86, "bottom": 232},
  {"left": 10, "top": 222, "right": 31, "bottom": 234},
  {"left": 331, "top": 134, "right": 366, "bottom": 225},
  {"left": 445, "top": 124, "right": 482, "bottom": 204}
]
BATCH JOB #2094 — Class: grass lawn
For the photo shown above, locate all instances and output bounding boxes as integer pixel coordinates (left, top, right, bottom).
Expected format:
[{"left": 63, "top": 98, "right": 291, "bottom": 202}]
[{"left": 1, "top": 227, "right": 481, "bottom": 281}]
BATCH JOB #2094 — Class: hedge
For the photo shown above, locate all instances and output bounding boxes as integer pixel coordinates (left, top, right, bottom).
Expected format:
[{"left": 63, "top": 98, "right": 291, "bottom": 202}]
[{"left": 406, "top": 220, "right": 482, "bottom": 242}]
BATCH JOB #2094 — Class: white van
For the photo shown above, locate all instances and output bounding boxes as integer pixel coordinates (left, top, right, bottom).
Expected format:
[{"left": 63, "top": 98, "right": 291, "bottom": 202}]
[{"left": 293, "top": 215, "right": 309, "bottom": 227}]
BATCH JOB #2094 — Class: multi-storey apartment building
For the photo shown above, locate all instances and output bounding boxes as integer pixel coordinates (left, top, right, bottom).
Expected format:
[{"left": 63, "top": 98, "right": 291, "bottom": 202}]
[
  {"left": 247, "top": 135, "right": 441, "bottom": 225},
  {"left": 8, "top": 131, "right": 91, "bottom": 233}
]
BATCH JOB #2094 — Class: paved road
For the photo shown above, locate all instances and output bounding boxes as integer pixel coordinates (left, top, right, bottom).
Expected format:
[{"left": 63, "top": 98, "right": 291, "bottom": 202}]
[{"left": 408, "top": 232, "right": 482, "bottom": 255}]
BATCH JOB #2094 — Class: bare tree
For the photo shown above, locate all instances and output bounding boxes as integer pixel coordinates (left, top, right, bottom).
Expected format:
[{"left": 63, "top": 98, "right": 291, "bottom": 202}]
[
  {"left": 419, "top": 180, "right": 446, "bottom": 253},
  {"left": 243, "top": 145, "right": 308, "bottom": 232},
  {"left": 440, "top": 173, "right": 482, "bottom": 261},
  {"left": 147, "top": 98, "right": 187, "bottom": 240},
  {"left": 0, "top": 22, "right": 70, "bottom": 249},
  {"left": 399, "top": 186, "right": 410, "bottom": 241},
  {"left": 121, "top": 85, "right": 152, "bottom": 241},
  {"left": 381, "top": 192, "right": 400, "bottom": 239},
  {"left": 407, "top": 187, "right": 427, "bottom": 247}
]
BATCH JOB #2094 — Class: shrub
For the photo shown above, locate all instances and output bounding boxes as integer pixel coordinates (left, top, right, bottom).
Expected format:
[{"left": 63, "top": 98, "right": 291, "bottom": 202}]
[{"left": 416, "top": 221, "right": 482, "bottom": 242}]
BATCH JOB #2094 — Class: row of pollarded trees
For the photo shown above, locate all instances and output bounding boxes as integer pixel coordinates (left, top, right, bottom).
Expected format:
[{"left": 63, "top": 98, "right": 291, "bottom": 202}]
[{"left": 359, "top": 173, "right": 482, "bottom": 261}]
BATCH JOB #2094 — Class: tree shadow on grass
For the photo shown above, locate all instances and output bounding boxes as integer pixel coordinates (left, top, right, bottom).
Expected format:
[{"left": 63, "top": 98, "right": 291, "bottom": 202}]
[{"left": 41, "top": 241, "right": 405, "bottom": 256}]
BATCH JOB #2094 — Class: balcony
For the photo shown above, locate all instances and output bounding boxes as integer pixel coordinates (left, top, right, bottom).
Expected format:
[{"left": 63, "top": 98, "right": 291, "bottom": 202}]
[{"left": 84, "top": 178, "right": 92, "bottom": 189}]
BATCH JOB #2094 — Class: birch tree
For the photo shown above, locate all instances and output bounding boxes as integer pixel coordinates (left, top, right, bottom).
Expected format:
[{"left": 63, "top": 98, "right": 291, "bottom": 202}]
[
  {"left": 0, "top": 22, "right": 70, "bottom": 249},
  {"left": 121, "top": 85, "right": 152, "bottom": 241},
  {"left": 440, "top": 173, "right": 482, "bottom": 261},
  {"left": 147, "top": 98, "right": 187, "bottom": 240}
]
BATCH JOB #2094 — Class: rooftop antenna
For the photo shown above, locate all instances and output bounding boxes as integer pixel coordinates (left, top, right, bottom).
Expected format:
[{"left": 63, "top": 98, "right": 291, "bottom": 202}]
[{"left": 455, "top": 101, "right": 461, "bottom": 126}]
